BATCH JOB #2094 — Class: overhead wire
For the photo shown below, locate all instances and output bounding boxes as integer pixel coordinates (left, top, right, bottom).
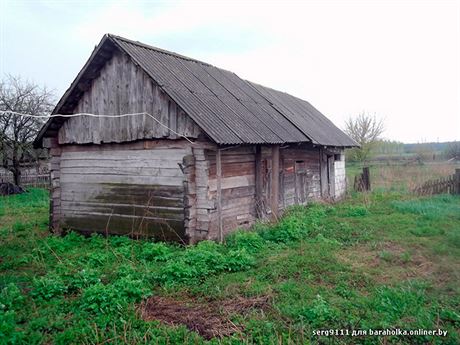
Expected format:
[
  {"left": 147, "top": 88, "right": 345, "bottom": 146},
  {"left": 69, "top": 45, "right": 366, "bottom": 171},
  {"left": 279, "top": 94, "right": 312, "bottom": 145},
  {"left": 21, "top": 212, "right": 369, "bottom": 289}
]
[{"left": 0, "top": 110, "right": 194, "bottom": 144}]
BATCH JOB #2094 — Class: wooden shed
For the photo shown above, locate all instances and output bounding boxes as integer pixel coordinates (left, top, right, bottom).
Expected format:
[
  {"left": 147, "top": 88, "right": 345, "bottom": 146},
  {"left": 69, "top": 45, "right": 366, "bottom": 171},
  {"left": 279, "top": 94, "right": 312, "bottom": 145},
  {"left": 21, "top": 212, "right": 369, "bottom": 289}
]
[{"left": 34, "top": 34, "right": 357, "bottom": 243}]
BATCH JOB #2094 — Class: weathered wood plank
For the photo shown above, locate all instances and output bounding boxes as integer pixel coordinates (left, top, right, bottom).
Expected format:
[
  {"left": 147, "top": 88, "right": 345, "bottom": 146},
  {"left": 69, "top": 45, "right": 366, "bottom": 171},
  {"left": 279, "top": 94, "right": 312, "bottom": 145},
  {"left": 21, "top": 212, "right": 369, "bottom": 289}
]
[
  {"left": 60, "top": 159, "right": 181, "bottom": 169},
  {"left": 60, "top": 166, "right": 183, "bottom": 177},
  {"left": 208, "top": 175, "right": 255, "bottom": 191},
  {"left": 216, "top": 149, "right": 223, "bottom": 242},
  {"left": 271, "top": 145, "right": 280, "bottom": 219},
  {"left": 62, "top": 213, "right": 185, "bottom": 241},
  {"left": 58, "top": 50, "right": 202, "bottom": 145}
]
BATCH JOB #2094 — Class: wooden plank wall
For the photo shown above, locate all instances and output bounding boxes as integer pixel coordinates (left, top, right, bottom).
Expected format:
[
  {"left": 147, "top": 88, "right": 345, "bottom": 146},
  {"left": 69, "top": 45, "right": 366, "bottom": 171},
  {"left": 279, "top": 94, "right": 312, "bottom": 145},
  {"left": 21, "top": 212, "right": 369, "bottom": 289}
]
[
  {"left": 189, "top": 143, "right": 217, "bottom": 242},
  {"left": 57, "top": 140, "right": 192, "bottom": 242},
  {"left": 281, "top": 145, "right": 322, "bottom": 206},
  {"left": 202, "top": 144, "right": 322, "bottom": 240},
  {"left": 43, "top": 137, "right": 62, "bottom": 233},
  {"left": 52, "top": 138, "right": 327, "bottom": 242},
  {"left": 207, "top": 146, "right": 257, "bottom": 238},
  {"left": 58, "top": 50, "right": 202, "bottom": 145}
]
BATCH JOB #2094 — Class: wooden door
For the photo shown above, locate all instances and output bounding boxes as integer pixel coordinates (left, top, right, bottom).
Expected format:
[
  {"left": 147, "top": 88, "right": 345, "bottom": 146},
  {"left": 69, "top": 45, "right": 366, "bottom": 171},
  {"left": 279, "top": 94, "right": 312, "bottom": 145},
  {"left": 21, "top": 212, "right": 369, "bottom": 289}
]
[{"left": 295, "top": 160, "right": 308, "bottom": 204}]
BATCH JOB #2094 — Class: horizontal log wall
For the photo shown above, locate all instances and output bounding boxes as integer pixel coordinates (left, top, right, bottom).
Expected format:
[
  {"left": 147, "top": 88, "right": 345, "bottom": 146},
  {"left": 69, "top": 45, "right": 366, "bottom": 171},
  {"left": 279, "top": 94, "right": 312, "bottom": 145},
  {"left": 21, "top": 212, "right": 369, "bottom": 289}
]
[
  {"left": 51, "top": 139, "right": 329, "bottom": 242},
  {"left": 57, "top": 140, "right": 192, "bottom": 242},
  {"left": 58, "top": 50, "right": 202, "bottom": 145}
]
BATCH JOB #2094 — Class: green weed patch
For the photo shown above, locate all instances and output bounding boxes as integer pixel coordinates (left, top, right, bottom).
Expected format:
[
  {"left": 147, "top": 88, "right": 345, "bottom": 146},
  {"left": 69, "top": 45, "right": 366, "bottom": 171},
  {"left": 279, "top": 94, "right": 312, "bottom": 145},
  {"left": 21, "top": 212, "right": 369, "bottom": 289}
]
[{"left": 0, "top": 189, "right": 459, "bottom": 344}]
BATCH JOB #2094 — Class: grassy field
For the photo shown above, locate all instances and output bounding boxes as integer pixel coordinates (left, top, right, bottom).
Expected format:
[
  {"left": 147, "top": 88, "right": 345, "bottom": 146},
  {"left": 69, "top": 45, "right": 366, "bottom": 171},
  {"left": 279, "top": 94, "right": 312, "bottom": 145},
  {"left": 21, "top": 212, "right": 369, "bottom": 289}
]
[
  {"left": 1, "top": 184, "right": 460, "bottom": 344},
  {"left": 346, "top": 161, "right": 460, "bottom": 192}
]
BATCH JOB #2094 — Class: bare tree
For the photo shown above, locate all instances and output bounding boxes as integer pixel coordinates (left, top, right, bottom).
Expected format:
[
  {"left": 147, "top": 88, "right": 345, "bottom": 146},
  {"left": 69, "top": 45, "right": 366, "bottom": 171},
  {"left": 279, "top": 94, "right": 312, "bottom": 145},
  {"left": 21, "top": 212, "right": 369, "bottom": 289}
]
[
  {"left": 0, "top": 75, "right": 55, "bottom": 185},
  {"left": 444, "top": 141, "right": 460, "bottom": 161},
  {"left": 344, "top": 112, "right": 385, "bottom": 162}
]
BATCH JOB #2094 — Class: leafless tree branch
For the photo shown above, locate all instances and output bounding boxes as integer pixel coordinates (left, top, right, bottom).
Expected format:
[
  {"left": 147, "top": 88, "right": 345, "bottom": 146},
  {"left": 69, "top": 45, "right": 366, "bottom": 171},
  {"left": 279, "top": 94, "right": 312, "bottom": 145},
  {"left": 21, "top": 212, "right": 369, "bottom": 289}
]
[
  {"left": 0, "top": 75, "right": 56, "bottom": 185},
  {"left": 344, "top": 112, "right": 385, "bottom": 163}
]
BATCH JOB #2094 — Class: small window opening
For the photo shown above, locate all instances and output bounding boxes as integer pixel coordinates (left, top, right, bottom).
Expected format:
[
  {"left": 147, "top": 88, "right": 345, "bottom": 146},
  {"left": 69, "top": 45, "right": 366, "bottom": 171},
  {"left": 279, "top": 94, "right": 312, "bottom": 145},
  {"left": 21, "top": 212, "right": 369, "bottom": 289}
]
[{"left": 334, "top": 154, "right": 341, "bottom": 161}]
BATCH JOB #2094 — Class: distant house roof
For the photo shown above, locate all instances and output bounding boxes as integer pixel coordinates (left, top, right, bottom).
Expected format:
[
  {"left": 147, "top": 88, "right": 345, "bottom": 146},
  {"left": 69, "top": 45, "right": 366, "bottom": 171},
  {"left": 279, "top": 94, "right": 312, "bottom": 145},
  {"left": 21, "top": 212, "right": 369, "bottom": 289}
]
[{"left": 35, "top": 34, "right": 357, "bottom": 147}]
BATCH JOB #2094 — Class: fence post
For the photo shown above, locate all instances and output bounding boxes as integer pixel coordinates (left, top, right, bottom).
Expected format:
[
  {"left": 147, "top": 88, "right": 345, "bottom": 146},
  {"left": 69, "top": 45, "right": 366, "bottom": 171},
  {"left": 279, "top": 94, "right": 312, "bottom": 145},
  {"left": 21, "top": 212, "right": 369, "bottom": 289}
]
[
  {"left": 362, "top": 167, "right": 371, "bottom": 191},
  {"left": 455, "top": 169, "right": 460, "bottom": 195}
]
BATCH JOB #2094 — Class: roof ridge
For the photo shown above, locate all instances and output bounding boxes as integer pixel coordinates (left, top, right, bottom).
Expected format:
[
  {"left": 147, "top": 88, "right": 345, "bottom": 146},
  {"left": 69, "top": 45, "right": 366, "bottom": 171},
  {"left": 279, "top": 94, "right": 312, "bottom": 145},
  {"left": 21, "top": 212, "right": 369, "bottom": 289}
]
[{"left": 107, "top": 33, "right": 213, "bottom": 67}]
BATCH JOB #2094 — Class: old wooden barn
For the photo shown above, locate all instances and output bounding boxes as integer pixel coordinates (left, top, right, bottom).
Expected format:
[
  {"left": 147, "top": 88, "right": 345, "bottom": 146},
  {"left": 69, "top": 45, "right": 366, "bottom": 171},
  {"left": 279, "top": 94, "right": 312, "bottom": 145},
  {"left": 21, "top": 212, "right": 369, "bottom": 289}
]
[{"left": 34, "top": 34, "right": 357, "bottom": 243}]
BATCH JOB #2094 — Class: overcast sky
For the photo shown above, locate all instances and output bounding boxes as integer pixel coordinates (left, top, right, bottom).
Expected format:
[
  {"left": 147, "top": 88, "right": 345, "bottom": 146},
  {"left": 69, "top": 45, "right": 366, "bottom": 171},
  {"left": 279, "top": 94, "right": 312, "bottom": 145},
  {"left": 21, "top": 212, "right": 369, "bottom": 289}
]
[{"left": 1, "top": 0, "right": 459, "bottom": 143}]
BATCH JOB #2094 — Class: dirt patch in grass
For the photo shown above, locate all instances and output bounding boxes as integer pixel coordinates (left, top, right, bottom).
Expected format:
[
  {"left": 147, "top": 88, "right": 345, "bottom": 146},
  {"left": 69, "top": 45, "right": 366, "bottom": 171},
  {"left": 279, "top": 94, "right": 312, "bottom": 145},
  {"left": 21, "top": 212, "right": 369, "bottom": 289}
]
[
  {"left": 139, "top": 295, "right": 270, "bottom": 339},
  {"left": 337, "top": 241, "right": 436, "bottom": 285}
]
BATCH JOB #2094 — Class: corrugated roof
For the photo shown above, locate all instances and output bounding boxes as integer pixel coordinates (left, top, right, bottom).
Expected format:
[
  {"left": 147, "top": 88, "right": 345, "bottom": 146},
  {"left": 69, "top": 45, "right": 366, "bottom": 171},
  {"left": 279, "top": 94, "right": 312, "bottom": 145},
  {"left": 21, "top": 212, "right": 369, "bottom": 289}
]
[{"left": 35, "top": 34, "right": 357, "bottom": 147}]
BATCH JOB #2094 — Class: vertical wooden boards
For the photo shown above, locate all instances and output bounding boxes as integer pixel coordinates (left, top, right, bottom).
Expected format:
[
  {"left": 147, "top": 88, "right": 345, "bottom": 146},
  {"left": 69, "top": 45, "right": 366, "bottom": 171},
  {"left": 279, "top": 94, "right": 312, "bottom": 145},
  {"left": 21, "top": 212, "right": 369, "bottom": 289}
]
[
  {"left": 192, "top": 145, "right": 215, "bottom": 240},
  {"left": 255, "top": 145, "right": 264, "bottom": 217},
  {"left": 281, "top": 144, "right": 321, "bottom": 206},
  {"left": 182, "top": 151, "right": 196, "bottom": 241},
  {"left": 44, "top": 137, "right": 62, "bottom": 234},
  {"left": 320, "top": 148, "right": 329, "bottom": 197},
  {"left": 271, "top": 145, "right": 280, "bottom": 219},
  {"left": 206, "top": 146, "right": 256, "bottom": 239},
  {"left": 216, "top": 149, "right": 223, "bottom": 242},
  {"left": 58, "top": 50, "right": 202, "bottom": 145}
]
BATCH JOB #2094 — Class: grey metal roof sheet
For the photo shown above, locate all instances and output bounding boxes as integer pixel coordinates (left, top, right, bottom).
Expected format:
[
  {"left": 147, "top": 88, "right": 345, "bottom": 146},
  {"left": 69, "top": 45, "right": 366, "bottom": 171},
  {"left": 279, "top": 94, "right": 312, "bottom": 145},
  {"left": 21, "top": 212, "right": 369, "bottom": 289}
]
[
  {"left": 111, "top": 35, "right": 356, "bottom": 146},
  {"left": 36, "top": 34, "right": 357, "bottom": 147}
]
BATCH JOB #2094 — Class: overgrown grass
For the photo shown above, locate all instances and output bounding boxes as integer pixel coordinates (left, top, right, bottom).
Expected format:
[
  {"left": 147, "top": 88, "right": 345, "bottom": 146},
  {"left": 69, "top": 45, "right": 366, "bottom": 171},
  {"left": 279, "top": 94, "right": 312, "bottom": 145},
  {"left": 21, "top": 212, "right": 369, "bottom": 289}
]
[
  {"left": 346, "top": 161, "right": 460, "bottom": 192},
  {"left": 1, "top": 189, "right": 459, "bottom": 344}
]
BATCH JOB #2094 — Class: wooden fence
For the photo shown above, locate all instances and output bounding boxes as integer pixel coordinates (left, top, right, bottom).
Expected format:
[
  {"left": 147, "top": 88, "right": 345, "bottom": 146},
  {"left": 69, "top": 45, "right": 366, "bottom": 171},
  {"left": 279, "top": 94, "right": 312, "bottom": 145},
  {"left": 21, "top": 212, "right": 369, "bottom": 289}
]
[
  {"left": 413, "top": 169, "right": 460, "bottom": 196},
  {"left": 0, "top": 173, "right": 50, "bottom": 189}
]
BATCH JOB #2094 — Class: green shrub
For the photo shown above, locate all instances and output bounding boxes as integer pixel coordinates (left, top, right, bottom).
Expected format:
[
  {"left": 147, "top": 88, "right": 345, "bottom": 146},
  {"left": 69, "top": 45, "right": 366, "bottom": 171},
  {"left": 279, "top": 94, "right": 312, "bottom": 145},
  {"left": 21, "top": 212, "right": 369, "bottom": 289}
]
[
  {"left": 87, "top": 233, "right": 106, "bottom": 249},
  {"left": 44, "top": 232, "right": 86, "bottom": 254},
  {"left": 0, "top": 310, "right": 26, "bottom": 344},
  {"left": 225, "top": 230, "right": 265, "bottom": 253},
  {"left": 0, "top": 283, "right": 25, "bottom": 311},
  {"left": 155, "top": 241, "right": 255, "bottom": 285},
  {"left": 79, "top": 283, "right": 126, "bottom": 314},
  {"left": 139, "top": 242, "right": 174, "bottom": 261},
  {"left": 259, "top": 204, "right": 327, "bottom": 243},
  {"left": 345, "top": 205, "right": 369, "bottom": 217},
  {"left": 66, "top": 269, "right": 101, "bottom": 293},
  {"left": 156, "top": 260, "right": 198, "bottom": 285},
  {"left": 308, "top": 233, "right": 341, "bottom": 246},
  {"left": 260, "top": 218, "right": 308, "bottom": 243},
  {"left": 113, "top": 276, "right": 151, "bottom": 301},
  {"left": 222, "top": 249, "right": 255, "bottom": 271},
  {"left": 299, "top": 295, "right": 338, "bottom": 327},
  {"left": 84, "top": 252, "right": 114, "bottom": 268},
  {"left": 32, "top": 275, "right": 67, "bottom": 301},
  {"left": 108, "top": 235, "right": 133, "bottom": 247}
]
